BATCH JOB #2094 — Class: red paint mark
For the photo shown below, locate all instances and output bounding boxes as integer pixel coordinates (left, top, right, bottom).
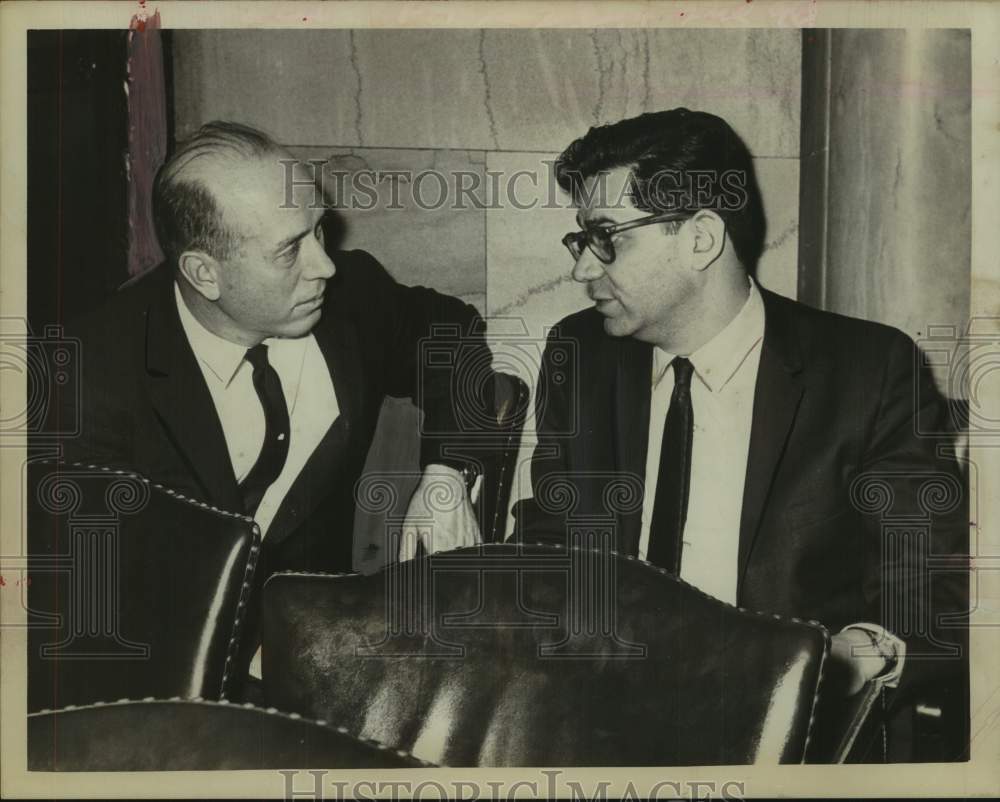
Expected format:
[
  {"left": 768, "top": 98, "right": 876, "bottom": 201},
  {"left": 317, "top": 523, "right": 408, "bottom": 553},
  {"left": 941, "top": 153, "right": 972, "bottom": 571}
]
[
  {"left": 129, "top": 6, "right": 159, "bottom": 33},
  {"left": 126, "top": 9, "right": 167, "bottom": 276},
  {"left": 0, "top": 576, "right": 6, "bottom": 587}
]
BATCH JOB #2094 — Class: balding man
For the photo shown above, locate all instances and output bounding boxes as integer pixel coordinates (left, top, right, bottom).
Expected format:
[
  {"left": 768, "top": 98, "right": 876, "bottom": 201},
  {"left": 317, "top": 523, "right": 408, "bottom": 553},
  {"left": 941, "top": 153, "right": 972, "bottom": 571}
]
[{"left": 59, "top": 121, "right": 487, "bottom": 692}]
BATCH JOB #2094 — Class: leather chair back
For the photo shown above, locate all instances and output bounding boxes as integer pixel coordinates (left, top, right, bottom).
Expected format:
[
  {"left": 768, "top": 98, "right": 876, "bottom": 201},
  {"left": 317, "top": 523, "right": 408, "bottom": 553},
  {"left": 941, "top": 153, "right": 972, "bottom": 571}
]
[
  {"left": 261, "top": 544, "right": 829, "bottom": 766},
  {"left": 27, "top": 459, "right": 260, "bottom": 711},
  {"left": 476, "top": 372, "right": 530, "bottom": 543},
  {"left": 29, "top": 699, "right": 431, "bottom": 770}
]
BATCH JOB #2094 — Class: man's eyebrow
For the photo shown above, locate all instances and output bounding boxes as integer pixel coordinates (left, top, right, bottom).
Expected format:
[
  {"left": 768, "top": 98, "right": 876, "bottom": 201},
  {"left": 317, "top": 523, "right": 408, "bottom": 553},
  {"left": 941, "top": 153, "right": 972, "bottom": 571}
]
[
  {"left": 273, "top": 222, "right": 318, "bottom": 255},
  {"left": 582, "top": 214, "right": 616, "bottom": 228}
]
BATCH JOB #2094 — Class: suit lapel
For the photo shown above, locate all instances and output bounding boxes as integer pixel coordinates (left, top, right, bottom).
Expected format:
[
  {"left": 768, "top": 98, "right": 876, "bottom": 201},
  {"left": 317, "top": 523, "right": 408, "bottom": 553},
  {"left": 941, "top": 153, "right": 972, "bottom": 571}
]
[
  {"left": 144, "top": 271, "right": 242, "bottom": 512},
  {"left": 264, "top": 307, "right": 364, "bottom": 546},
  {"left": 612, "top": 336, "right": 653, "bottom": 556},
  {"left": 737, "top": 290, "right": 805, "bottom": 598}
]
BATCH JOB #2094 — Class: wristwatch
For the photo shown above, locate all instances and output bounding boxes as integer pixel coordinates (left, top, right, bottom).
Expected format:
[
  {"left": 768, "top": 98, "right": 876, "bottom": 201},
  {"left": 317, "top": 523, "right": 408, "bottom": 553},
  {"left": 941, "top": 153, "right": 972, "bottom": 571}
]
[
  {"left": 457, "top": 464, "right": 479, "bottom": 495},
  {"left": 840, "top": 623, "right": 906, "bottom": 688}
]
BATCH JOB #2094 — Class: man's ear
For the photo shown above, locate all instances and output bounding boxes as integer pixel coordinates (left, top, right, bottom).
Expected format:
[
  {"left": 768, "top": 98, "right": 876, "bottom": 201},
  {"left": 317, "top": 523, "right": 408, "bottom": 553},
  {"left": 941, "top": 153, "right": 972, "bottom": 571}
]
[
  {"left": 177, "top": 250, "right": 222, "bottom": 301},
  {"left": 686, "top": 210, "right": 727, "bottom": 272}
]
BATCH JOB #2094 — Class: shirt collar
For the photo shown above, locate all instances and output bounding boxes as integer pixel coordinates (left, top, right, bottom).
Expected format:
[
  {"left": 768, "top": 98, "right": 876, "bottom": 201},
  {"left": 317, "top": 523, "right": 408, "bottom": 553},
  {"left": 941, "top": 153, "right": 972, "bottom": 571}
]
[
  {"left": 174, "top": 281, "right": 250, "bottom": 387},
  {"left": 653, "top": 277, "right": 765, "bottom": 393}
]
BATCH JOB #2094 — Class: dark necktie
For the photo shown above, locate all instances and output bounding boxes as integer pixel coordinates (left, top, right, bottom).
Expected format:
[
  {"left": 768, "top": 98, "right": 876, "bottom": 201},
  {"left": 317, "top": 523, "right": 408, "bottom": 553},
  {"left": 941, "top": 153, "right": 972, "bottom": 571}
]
[
  {"left": 646, "top": 356, "right": 694, "bottom": 574},
  {"left": 239, "top": 344, "right": 290, "bottom": 515}
]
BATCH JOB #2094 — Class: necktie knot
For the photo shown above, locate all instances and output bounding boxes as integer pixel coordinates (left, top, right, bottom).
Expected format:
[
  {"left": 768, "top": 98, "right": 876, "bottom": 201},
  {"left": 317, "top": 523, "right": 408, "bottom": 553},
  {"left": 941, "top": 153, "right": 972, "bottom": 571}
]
[
  {"left": 245, "top": 343, "right": 269, "bottom": 372},
  {"left": 672, "top": 356, "right": 694, "bottom": 388}
]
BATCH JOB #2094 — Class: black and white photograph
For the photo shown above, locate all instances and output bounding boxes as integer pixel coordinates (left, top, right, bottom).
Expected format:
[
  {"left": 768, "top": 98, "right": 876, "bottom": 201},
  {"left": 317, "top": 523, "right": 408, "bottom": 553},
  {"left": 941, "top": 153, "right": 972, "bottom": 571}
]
[{"left": 1, "top": 1, "right": 998, "bottom": 798}]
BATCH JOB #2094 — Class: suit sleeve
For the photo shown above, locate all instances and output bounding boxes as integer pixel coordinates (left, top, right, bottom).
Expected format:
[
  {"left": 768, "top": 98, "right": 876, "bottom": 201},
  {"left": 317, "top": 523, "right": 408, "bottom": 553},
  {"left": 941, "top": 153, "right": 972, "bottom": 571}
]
[
  {"left": 343, "top": 249, "right": 491, "bottom": 471},
  {"left": 54, "top": 315, "right": 137, "bottom": 470},
  {"left": 858, "top": 330, "right": 968, "bottom": 698}
]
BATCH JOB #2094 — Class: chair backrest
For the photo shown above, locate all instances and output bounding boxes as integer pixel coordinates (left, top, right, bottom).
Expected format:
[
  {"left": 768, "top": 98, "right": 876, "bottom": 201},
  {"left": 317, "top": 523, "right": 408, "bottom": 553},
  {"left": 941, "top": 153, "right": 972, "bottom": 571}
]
[
  {"left": 353, "top": 371, "right": 529, "bottom": 571},
  {"left": 261, "top": 544, "right": 829, "bottom": 766},
  {"left": 27, "top": 459, "right": 260, "bottom": 711},
  {"left": 29, "top": 699, "right": 431, "bottom": 770},
  {"left": 476, "top": 372, "right": 530, "bottom": 543}
]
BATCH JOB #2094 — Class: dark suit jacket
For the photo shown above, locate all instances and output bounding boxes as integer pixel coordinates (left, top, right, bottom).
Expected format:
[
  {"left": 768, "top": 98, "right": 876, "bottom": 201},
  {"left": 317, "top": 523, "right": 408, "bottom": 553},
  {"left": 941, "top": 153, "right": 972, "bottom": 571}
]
[
  {"left": 55, "top": 249, "right": 486, "bottom": 686},
  {"left": 513, "top": 288, "right": 968, "bottom": 698}
]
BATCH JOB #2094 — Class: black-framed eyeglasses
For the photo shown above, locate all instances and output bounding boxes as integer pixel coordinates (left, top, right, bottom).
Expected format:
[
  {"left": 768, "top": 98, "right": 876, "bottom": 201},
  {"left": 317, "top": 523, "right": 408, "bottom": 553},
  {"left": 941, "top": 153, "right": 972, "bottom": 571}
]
[{"left": 561, "top": 211, "right": 691, "bottom": 264}]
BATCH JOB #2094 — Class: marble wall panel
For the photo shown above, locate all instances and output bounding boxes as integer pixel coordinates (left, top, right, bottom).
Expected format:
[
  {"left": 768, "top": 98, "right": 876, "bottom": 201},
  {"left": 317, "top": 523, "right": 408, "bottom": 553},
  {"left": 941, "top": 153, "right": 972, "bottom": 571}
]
[
  {"left": 480, "top": 28, "right": 801, "bottom": 157},
  {"left": 755, "top": 158, "right": 800, "bottom": 300},
  {"left": 485, "top": 151, "right": 584, "bottom": 352},
  {"left": 823, "top": 29, "right": 971, "bottom": 390},
  {"left": 172, "top": 29, "right": 800, "bottom": 156},
  {"left": 290, "top": 146, "right": 487, "bottom": 310},
  {"left": 172, "top": 30, "right": 361, "bottom": 145},
  {"left": 349, "top": 30, "right": 496, "bottom": 152}
]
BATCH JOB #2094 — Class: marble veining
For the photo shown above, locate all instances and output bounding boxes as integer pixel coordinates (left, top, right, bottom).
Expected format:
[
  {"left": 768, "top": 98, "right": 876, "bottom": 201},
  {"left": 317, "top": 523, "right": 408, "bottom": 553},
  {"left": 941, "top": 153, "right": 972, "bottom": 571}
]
[
  {"left": 479, "top": 30, "right": 501, "bottom": 150},
  {"left": 173, "top": 29, "right": 800, "bottom": 155},
  {"left": 348, "top": 30, "right": 364, "bottom": 147}
]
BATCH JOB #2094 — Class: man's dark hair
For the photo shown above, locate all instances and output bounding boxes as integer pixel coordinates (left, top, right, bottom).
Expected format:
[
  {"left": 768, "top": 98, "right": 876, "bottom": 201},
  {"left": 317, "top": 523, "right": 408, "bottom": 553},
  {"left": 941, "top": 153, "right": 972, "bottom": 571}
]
[
  {"left": 152, "top": 120, "right": 284, "bottom": 266},
  {"left": 554, "top": 108, "right": 766, "bottom": 272}
]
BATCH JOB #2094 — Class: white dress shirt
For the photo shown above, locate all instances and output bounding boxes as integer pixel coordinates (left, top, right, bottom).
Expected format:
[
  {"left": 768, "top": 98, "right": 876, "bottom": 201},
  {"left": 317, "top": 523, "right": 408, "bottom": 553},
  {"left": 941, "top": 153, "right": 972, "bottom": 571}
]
[
  {"left": 635, "top": 277, "right": 904, "bottom": 685},
  {"left": 638, "top": 278, "right": 764, "bottom": 604},
  {"left": 175, "top": 283, "right": 339, "bottom": 537}
]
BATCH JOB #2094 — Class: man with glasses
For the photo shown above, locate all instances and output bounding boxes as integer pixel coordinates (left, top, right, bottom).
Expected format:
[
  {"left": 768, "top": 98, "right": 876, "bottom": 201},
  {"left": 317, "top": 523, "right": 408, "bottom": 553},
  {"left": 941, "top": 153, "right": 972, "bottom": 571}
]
[{"left": 512, "top": 109, "right": 967, "bottom": 743}]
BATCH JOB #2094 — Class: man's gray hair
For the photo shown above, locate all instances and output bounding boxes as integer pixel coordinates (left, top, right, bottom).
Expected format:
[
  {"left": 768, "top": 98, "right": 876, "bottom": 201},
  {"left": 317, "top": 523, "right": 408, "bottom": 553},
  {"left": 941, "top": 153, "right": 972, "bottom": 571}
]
[{"left": 152, "top": 120, "right": 284, "bottom": 265}]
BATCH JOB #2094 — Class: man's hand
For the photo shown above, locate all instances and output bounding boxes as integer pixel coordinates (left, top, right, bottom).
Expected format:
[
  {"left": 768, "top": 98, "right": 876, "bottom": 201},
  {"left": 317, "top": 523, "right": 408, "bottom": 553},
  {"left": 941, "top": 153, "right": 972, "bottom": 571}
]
[
  {"left": 398, "top": 464, "right": 481, "bottom": 562},
  {"left": 829, "top": 629, "right": 890, "bottom": 696}
]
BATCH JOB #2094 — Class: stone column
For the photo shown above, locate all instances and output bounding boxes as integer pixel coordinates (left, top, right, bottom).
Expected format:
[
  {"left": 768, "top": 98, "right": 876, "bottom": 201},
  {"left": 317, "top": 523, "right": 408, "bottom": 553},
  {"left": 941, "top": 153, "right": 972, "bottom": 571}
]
[{"left": 798, "top": 29, "right": 971, "bottom": 393}]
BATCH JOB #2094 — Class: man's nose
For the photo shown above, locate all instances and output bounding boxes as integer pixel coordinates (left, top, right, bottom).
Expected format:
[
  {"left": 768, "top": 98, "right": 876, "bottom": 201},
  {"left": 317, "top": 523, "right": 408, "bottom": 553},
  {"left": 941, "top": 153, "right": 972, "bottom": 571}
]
[
  {"left": 571, "top": 248, "right": 605, "bottom": 283},
  {"left": 305, "top": 241, "right": 336, "bottom": 280}
]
